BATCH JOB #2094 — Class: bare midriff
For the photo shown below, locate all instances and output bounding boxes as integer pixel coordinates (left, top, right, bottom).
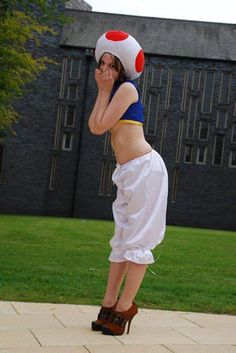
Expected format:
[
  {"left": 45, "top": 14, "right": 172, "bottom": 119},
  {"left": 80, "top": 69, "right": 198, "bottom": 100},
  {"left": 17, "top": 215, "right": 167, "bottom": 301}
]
[{"left": 110, "top": 121, "right": 152, "bottom": 165}]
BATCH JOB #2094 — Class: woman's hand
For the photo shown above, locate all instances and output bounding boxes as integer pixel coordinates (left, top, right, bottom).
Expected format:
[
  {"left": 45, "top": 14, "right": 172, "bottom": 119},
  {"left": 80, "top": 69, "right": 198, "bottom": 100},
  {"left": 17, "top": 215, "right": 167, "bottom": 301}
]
[{"left": 95, "top": 68, "right": 114, "bottom": 93}]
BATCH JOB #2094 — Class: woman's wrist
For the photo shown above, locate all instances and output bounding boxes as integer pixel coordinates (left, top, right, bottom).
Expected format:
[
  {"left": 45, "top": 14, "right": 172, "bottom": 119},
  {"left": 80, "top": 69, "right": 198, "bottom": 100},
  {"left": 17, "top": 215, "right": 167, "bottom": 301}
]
[{"left": 98, "top": 87, "right": 112, "bottom": 95}]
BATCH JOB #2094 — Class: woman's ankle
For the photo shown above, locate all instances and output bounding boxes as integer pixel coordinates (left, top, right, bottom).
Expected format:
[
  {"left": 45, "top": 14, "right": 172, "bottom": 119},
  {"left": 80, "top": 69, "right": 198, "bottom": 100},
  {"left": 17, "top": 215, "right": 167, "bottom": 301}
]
[
  {"left": 102, "top": 297, "right": 118, "bottom": 308},
  {"left": 115, "top": 298, "right": 133, "bottom": 312}
]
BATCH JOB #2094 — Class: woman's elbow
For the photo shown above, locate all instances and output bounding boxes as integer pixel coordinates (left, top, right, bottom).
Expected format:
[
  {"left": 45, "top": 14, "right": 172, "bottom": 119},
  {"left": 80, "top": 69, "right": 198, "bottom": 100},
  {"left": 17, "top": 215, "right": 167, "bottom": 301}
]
[{"left": 89, "top": 126, "right": 105, "bottom": 135}]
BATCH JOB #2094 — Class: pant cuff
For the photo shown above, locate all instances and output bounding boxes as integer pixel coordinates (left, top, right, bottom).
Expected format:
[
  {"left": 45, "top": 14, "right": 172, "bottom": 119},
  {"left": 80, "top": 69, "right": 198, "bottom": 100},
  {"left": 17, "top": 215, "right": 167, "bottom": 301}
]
[{"left": 109, "top": 248, "right": 155, "bottom": 264}]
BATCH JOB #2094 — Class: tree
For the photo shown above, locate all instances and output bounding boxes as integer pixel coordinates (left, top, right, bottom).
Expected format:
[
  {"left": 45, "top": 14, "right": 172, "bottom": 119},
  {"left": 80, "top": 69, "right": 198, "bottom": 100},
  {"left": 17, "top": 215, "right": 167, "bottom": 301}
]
[{"left": 0, "top": 0, "right": 69, "bottom": 135}]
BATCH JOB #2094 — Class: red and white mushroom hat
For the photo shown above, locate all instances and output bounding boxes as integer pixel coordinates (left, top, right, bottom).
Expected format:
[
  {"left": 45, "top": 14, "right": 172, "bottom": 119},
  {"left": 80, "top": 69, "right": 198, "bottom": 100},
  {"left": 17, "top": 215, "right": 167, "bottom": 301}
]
[{"left": 95, "top": 30, "right": 145, "bottom": 80}]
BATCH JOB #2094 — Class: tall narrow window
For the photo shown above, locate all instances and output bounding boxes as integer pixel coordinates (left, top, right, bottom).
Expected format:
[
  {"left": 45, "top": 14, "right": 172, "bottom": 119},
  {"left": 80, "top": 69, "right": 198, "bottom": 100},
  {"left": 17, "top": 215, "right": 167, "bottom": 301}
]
[
  {"left": 231, "top": 123, "right": 236, "bottom": 143},
  {"left": 186, "top": 97, "right": 198, "bottom": 139},
  {"left": 62, "top": 133, "right": 73, "bottom": 151},
  {"left": 67, "top": 84, "right": 78, "bottom": 101},
  {"left": 165, "top": 68, "right": 173, "bottom": 110},
  {"left": 212, "top": 135, "right": 224, "bottom": 166},
  {"left": 103, "top": 132, "right": 114, "bottom": 156},
  {"left": 176, "top": 117, "right": 184, "bottom": 162},
  {"left": 140, "top": 64, "right": 149, "bottom": 105},
  {"left": 49, "top": 157, "right": 57, "bottom": 191},
  {"left": 171, "top": 167, "right": 179, "bottom": 203},
  {"left": 184, "top": 145, "right": 193, "bottom": 164},
  {"left": 151, "top": 65, "right": 163, "bottom": 87},
  {"left": 219, "top": 72, "right": 231, "bottom": 105},
  {"left": 64, "top": 105, "right": 76, "bottom": 127},
  {"left": 181, "top": 69, "right": 189, "bottom": 112},
  {"left": 191, "top": 70, "right": 201, "bottom": 91},
  {"left": 196, "top": 146, "right": 207, "bottom": 165},
  {"left": 198, "top": 120, "right": 209, "bottom": 140},
  {"left": 201, "top": 71, "right": 215, "bottom": 114},
  {"left": 216, "top": 111, "right": 227, "bottom": 129},
  {"left": 146, "top": 93, "right": 159, "bottom": 135},
  {"left": 54, "top": 105, "right": 65, "bottom": 150},
  {"left": 99, "top": 160, "right": 116, "bottom": 196},
  {"left": 0, "top": 144, "right": 5, "bottom": 183},
  {"left": 69, "top": 58, "right": 81, "bottom": 79},
  {"left": 160, "top": 114, "right": 168, "bottom": 155},
  {"left": 59, "top": 57, "right": 68, "bottom": 99},
  {"left": 229, "top": 150, "right": 236, "bottom": 168}
]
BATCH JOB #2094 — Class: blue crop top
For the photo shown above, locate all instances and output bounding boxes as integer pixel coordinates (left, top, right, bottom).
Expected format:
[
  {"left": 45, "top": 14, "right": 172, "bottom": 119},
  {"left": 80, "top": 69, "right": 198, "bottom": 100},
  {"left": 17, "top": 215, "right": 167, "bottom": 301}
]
[{"left": 110, "top": 80, "right": 144, "bottom": 126}]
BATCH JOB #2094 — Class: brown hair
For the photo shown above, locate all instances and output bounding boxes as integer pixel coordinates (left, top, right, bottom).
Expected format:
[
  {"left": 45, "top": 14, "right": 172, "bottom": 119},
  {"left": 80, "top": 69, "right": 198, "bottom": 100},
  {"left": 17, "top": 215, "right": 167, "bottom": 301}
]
[{"left": 98, "top": 52, "right": 127, "bottom": 83}]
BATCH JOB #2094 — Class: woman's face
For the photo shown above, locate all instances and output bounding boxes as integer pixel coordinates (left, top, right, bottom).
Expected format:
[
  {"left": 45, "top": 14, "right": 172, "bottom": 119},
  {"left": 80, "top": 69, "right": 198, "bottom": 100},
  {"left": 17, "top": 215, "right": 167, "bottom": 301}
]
[{"left": 99, "top": 53, "right": 120, "bottom": 81}]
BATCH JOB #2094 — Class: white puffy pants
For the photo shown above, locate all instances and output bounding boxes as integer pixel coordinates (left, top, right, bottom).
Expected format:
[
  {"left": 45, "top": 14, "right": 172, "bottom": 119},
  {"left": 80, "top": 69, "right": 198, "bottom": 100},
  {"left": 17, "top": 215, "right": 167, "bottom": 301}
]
[{"left": 109, "top": 149, "right": 168, "bottom": 265}]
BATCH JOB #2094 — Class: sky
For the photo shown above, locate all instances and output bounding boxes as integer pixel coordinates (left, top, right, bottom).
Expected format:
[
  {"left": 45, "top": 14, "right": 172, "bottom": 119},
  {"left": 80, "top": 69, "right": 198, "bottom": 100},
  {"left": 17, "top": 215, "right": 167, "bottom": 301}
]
[{"left": 86, "top": 0, "right": 236, "bottom": 24}]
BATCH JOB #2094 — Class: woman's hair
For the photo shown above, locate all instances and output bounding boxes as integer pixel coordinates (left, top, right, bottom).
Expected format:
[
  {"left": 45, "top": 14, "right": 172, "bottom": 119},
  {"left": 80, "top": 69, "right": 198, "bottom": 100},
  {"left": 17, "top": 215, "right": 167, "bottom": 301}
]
[{"left": 98, "top": 53, "right": 128, "bottom": 83}]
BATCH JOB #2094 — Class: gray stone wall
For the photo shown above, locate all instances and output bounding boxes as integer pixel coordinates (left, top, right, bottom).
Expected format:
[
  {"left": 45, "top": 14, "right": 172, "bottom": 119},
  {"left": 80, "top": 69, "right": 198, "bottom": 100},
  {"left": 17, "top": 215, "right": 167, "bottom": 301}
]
[{"left": 0, "top": 25, "right": 64, "bottom": 215}]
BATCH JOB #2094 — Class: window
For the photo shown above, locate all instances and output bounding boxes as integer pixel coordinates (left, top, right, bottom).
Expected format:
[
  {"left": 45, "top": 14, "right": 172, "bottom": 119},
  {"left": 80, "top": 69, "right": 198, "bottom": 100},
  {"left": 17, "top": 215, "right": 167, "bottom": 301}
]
[
  {"left": 150, "top": 64, "right": 163, "bottom": 87},
  {"left": 186, "top": 97, "right": 198, "bottom": 139},
  {"left": 181, "top": 69, "right": 189, "bottom": 112},
  {"left": 99, "top": 160, "right": 116, "bottom": 196},
  {"left": 140, "top": 64, "right": 149, "bottom": 104},
  {"left": 59, "top": 57, "right": 68, "bottom": 99},
  {"left": 146, "top": 93, "right": 160, "bottom": 135},
  {"left": 231, "top": 123, "right": 236, "bottom": 143},
  {"left": 229, "top": 150, "right": 236, "bottom": 168},
  {"left": 198, "top": 121, "right": 209, "bottom": 140},
  {"left": 201, "top": 71, "right": 215, "bottom": 114},
  {"left": 64, "top": 105, "right": 76, "bottom": 127},
  {"left": 67, "top": 84, "right": 78, "bottom": 100},
  {"left": 196, "top": 146, "right": 207, "bottom": 165},
  {"left": 191, "top": 70, "right": 201, "bottom": 91},
  {"left": 69, "top": 58, "right": 81, "bottom": 79},
  {"left": 171, "top": 167, "right": 179, "bottom": 203},
  {"left": 62, "top": 133, "right": 73, "bottom": 151},
  {"left": 212, "top": 135, "right": 224, "bottom": 166},
  {"left": 49, "top": 157, "right": 57, "bottom": 191},
  {"left": 165, "top": 68, "right": 173, "bottom": 110},
  {"left": 216, "top": 111, "right": 227, "bottom": 129},
  {"left": 54, "top": 105, "right": 63, "bottom": 149},
  {"left": 160, "top": 113, "right": 168, "bottom": 155},
  {"left": 184, "top": 145, "right": 193, "bottom": 164},
  {"left": 103, "top": 132, "right": 114, "bottom": 156},
  {"left": 219, "top": 72, "right": 231, "bottom": 105},
  {"left": 176, "top": 117, "right": 184, "bottom": 162}
]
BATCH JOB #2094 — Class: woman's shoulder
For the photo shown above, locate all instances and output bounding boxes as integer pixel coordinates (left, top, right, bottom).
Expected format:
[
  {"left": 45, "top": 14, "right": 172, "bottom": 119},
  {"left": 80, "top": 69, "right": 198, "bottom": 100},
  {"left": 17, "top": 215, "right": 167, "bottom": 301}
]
[
  {"left": 115, "top": 81, "right": 138, "bottom": 103},
  {"left": 117, "top": 80, "right": 138, "bottom": 94}
]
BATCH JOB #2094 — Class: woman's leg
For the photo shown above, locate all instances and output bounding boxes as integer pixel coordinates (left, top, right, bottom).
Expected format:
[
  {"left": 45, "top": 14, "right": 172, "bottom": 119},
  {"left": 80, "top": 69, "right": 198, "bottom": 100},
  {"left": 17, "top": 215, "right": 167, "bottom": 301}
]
[
  {"left": 102, "top": 261, "right": 129, "bottom": 307},
  {"left": 116, "top": 262, "right": 147, "bottom": 312}
]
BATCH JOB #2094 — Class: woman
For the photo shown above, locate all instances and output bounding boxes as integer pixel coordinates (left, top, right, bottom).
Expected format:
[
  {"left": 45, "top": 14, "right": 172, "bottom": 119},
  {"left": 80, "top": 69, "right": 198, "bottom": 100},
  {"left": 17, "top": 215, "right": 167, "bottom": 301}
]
[{"left": 88, "top": 30, "right": 168, "bottom": 336}]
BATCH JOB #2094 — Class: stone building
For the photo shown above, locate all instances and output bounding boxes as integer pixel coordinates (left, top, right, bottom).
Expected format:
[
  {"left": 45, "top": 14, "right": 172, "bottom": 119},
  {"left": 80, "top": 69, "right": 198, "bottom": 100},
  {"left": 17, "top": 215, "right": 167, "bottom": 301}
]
[{"left": 0, "top": 6, "right": 236, "bottom": 230}]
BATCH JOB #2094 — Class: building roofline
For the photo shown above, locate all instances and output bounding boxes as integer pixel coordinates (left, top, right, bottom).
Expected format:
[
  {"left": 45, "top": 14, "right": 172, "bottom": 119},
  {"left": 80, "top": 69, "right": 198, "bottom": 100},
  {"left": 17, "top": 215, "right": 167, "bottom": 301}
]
[
  {"left": 65, "top": 8, "right": 236, "bottom": 26},
  {"left": 61, "top": 10, "right": 236, "bottom": 62}
]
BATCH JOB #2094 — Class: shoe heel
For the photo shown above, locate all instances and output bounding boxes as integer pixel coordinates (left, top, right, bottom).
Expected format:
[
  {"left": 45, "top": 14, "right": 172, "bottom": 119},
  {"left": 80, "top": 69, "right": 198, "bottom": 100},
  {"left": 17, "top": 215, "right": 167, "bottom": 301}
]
[{"left": 127, "top": 317, "right": 133, "bottom": 334}]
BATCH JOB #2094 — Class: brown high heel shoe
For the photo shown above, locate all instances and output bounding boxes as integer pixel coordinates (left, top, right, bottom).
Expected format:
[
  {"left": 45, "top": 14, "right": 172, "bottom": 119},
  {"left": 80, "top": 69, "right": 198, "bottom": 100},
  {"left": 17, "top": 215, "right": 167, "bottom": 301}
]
[
  {"left": 91, "top": 302, "right": 117, "bottom": 331},
  {"left": 101, "top": 302, "right": 138, "bottom": 336}
]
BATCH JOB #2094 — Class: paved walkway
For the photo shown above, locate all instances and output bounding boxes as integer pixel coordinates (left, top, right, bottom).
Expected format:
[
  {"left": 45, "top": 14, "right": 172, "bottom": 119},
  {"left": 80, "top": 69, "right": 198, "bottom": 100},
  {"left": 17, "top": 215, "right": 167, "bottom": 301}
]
[{"left": 0, "top": 301, "right": 236, "bottom": 353}]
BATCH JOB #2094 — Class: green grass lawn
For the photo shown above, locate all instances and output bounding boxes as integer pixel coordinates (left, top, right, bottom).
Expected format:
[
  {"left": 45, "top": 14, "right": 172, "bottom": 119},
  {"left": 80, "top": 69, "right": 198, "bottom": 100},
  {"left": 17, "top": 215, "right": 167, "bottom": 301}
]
[{"left": 0, "top": 214, "right": 235, "bottom": 314}]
